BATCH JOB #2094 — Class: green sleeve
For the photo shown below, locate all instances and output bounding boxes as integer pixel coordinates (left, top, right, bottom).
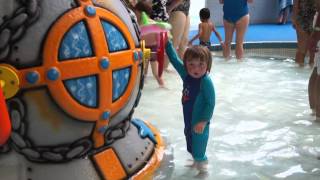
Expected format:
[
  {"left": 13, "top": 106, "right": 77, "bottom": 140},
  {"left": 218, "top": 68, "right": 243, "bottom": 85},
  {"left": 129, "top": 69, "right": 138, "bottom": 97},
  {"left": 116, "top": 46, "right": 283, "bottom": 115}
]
[
  {"left": 165, "top": 41, "right": 187, "bottom": 79},
  {"left": 199, "top": 76, "right": 215, "bottom": 121}
]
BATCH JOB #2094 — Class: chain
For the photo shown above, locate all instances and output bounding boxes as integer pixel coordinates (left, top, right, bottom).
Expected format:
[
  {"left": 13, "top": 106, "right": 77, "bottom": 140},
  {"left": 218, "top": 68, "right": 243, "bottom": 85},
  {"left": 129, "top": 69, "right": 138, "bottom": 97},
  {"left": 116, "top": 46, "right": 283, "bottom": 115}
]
[
  {"left": 0, "top": 0, "right": 41, "bottom": 61},
  {"left": 0, "top": 97, "right": 131, "bottom": 163}
]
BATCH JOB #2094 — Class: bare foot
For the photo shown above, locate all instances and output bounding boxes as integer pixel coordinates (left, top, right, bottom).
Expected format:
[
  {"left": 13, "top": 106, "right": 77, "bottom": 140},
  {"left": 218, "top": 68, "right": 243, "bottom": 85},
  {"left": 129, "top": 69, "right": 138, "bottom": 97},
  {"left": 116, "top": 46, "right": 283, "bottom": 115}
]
[
  {"left": 194, "top": 171, "right": 209, "bottom": 179},
  {"left": 164, "top": 69, "right": 175, "bottom": 73},
  {"left": 184, "top": 160, "right": 196, "bottom": 168},
  {"left": 224, "top": 56, "right": 231, "bottom": 61},
  {"left": 156, "top": 77, "right": 165, "bottom": 88}
]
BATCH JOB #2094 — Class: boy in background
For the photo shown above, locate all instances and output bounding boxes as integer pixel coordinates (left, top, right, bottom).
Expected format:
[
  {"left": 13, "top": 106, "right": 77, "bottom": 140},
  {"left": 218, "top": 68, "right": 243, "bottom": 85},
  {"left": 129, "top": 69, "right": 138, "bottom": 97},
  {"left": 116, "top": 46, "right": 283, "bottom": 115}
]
[{"left": 188, "top": 8, "right": 224, "bottom": 50}]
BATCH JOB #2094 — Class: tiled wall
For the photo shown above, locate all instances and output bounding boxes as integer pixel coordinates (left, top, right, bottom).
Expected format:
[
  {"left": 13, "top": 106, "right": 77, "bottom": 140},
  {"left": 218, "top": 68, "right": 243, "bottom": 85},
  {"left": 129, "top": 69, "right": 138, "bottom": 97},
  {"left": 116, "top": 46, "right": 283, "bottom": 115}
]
[{"left": 207, "top": 0, "right": 283, "bottom": 26}]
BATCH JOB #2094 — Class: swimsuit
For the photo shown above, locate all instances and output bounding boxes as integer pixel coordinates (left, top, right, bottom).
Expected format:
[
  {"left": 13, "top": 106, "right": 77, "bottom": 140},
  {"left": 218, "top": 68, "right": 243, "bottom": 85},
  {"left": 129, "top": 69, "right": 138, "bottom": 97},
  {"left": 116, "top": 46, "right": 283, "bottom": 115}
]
[
  {"left": 199, "top": 41, "right": 211, "bottom": 49},
  {"left": 166, "top": 41, "right": 215, "bottom": 161},
  {"left": 151, "top": 0, "right": 169, "bottom": 21},
  {"left": 169, "top": 0, "right": 191, "bottom": 16},
  {"left": 223, "top": 0, "right": 249, "bottom": 24},
  {"left": 296, "top": 0, "right": 316, "bottom": 33}
]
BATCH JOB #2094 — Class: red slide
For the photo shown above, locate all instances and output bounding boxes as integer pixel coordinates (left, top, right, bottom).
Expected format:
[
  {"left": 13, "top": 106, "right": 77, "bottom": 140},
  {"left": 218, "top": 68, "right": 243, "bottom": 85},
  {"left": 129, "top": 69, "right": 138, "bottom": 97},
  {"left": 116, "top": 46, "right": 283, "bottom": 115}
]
[{"left": 0, "top": 86, "right": 11, "bottom": 145}]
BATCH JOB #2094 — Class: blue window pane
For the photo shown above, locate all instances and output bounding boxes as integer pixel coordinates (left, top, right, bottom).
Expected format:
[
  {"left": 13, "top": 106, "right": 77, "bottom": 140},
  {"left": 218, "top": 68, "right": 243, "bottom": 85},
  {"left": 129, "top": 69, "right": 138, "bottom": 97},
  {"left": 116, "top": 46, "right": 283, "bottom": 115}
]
[
  {"left": 101, "top": 20, "right": 128, "bottom": 52},
  {"left": 59, "top": 21, "right": 93, "bottom": 60},
  {"left": 64, "top": 76, "right": 98, "bottom": 108},
  {"left": 112, "top": 68, "right": 131, "bottom": 101}
]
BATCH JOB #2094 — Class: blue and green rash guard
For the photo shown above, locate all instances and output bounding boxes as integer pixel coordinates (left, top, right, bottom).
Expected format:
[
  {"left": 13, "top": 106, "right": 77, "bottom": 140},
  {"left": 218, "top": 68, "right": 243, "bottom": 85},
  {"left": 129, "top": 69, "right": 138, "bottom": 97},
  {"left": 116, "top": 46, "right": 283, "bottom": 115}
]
[
  {"left": 223, "top": 0, "right": 249, "bottom": 24},
  {"left": 166, "top": 41, "right": 215, "bottom": 161}
]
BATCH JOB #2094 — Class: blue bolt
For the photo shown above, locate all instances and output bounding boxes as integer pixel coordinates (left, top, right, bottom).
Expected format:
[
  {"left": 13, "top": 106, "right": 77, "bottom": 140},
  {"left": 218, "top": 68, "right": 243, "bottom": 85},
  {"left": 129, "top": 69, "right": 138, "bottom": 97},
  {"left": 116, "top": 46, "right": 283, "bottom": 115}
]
[
  {"left": 99, "top": 126, "right": 108, "bottom": 134},
  {"left": 100, "top": 58, "right": 110, "bottom": 69},
  {"left": 26, "top": 71, "right": 39, "bottom": 84},
  {"left": 134, "top": 52, "right": 139, "bottom": 61},
  {"left": 85, "top": 5, "right": 96, "bottom": 16},
  {"left": 47, "top": 68, "right": 60, "bottom": 81},
  {"left": 102, "top": 111, "right": 110, "bottom": 120}
]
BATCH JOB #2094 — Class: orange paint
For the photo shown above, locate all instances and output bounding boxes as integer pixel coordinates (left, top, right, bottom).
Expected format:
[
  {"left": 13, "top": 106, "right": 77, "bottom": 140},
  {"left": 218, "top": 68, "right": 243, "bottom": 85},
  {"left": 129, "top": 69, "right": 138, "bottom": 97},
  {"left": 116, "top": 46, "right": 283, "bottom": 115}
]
[{"left": 93, "top": 148, "right": 127, "bottom": 180}]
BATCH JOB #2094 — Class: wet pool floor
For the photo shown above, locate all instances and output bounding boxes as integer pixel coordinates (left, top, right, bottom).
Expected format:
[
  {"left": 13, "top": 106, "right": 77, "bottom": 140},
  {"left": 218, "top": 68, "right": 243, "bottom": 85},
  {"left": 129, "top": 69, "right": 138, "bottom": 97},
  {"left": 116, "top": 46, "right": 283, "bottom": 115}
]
[{"left": 134, "top": 56, "right": 320, "bottom": 180}]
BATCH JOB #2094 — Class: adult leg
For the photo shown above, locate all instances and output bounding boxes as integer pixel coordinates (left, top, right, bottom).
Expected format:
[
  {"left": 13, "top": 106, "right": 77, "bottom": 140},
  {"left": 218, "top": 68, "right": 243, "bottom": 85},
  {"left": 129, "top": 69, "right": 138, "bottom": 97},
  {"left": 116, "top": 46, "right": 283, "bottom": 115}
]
[
  {"left": 150, "top": 61, "right": 164, "bottom": 87},
  {"left": 235, "top": 14, "right": 250, "bottom": 59},
  {"left": 308, "top": 68, "right": 317, "bottom": 113},
  {"left": 316, "top": 62, "right": 320, "bottom": 120},
  {"left": 167, "top": 11, "right": 188, "bottom": 69},
  {"left": 143, "top": 59, "right": 149, "bottom": 76},
  {"left": 223, "top": 20, "right": 235, "bottom": 59},
  {"left": 295, "top": 25, "right": 308, "bottom": 66},
  {"left": 316, "top": 74, "right": 320, "bottom": 120},
  {"left": 282, "top": 6, "right": 290, "bottom": 24},
  {"left": 310, "top": 52, "right": 315, "bottom": 65},
  {"left": 177, "top": 15, "right": 190, "bottom": 58},
  {"left": 278, "top": 9, "right": 284, "bottom": 24}
]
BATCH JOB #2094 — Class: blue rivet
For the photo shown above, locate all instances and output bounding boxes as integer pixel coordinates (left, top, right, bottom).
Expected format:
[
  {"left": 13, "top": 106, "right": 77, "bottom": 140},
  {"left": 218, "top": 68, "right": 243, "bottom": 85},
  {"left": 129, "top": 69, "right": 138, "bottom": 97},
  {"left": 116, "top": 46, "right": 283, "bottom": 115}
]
[
  {"left": 102, "top": 111, "right": 110, "bottom": 120},
  {"left": 100, "top": 58, "right": 110, "bottom": 69},
  {"left": 134, "top": 51, "right": 139, "bottom": 61},
  {"left": 139, "top": 51, "right": 143, "bottom": 59},
  {"left": 47, "top": 68, "right": 60, "bottom": 81},
  {"left": 85, "top": 5, "right": 96, "bottom": 16},
  {"left": 99, "top": 126, "right": 108, "bottom": 134},
  {"left": 26, "top": 71, "right": 39, "bottom": 84}
]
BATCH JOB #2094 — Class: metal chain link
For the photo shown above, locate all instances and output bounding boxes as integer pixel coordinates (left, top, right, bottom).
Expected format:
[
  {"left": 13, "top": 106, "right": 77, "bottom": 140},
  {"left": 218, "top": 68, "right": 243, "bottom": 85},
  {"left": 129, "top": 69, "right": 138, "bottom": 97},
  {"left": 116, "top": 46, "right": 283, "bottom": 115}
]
[
  {"left": 0, "top": 0, "right": 41, "bottom": 61},
  {"left": 0, "top": 97, "right": 131, "bottom": 163}
]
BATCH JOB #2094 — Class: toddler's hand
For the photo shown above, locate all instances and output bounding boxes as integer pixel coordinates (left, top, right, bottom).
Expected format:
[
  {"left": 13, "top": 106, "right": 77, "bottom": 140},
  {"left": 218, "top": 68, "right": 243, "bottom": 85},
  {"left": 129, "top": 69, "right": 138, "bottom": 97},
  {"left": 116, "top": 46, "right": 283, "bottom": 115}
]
[{"left": 193, "top": 121, "right": 207, "bottom": 134}]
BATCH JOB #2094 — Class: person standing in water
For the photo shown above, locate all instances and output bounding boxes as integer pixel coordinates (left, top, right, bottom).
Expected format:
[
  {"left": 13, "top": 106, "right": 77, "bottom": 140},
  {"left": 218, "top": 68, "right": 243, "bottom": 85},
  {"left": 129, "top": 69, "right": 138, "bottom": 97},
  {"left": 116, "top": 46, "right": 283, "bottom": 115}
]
[
  {"left": 188, "top": 8, "right": 224, "bottom": 49},
  {"left": 166, "top": 40, "right": 215, "bottom": 178},
  {"left": 219, "top": 0, "right": 253, "bottom": 60}
]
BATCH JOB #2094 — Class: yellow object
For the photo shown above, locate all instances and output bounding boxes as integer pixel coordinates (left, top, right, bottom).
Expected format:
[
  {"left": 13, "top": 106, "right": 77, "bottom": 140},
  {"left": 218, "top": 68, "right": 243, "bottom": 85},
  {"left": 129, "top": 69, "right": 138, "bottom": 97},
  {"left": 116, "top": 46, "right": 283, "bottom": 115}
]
[
  {"left": 0, "top": 65, "right": 20, "bottom": 99},
  {"left": 0, "top": 80, "right": 4, "bottom": 88},
  {"left": 141, "top": 40, "right": 151, "bottom": 67}
]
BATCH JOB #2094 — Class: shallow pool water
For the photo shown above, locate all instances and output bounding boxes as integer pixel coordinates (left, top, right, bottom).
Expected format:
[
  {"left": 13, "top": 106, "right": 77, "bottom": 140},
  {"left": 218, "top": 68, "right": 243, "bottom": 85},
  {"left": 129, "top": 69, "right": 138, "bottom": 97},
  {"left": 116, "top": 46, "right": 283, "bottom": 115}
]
[{"left": 134, "top": 56, "right": 320, "bottom": 180}]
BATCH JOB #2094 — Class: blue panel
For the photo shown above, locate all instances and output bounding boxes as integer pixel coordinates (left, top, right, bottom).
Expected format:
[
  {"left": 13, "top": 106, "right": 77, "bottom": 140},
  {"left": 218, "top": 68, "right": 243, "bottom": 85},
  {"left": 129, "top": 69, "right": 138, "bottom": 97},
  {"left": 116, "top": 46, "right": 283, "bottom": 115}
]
[
  {"left": 101, "top": 20, "right": 128, "bottom": 52},
  {"left": 112, "top": 67, "right": 130, "bottom": 101},
  {"left": 64, "top": 76, "right": 97, "bottom": 107},
  {"left": 59, "top": 21, "right": 93, "bottom": 60}
]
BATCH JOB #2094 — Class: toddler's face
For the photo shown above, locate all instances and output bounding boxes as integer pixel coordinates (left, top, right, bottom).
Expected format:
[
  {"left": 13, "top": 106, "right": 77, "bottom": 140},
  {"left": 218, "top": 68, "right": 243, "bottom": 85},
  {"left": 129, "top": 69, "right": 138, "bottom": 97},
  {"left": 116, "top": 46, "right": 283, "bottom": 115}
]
[{"left": 186, "top": 58, "right": 207, "bottom": 78}]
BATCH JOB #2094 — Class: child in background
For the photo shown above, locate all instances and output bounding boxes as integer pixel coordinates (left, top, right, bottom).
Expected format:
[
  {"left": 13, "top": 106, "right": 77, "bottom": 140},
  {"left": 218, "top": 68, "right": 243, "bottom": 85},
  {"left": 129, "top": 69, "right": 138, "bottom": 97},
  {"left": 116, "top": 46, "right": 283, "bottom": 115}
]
[
  {"left": 188, "top": 8, "right": 224, "bottom": 49},
  {"left": 166, "top": 40, "right": 216, "bottom": 178},
  {"left": 126, "top": 0, "right": 166, "bottom": 87},
  {"left": 126, "top": 0, "right": 181, "bottom": 87}
]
